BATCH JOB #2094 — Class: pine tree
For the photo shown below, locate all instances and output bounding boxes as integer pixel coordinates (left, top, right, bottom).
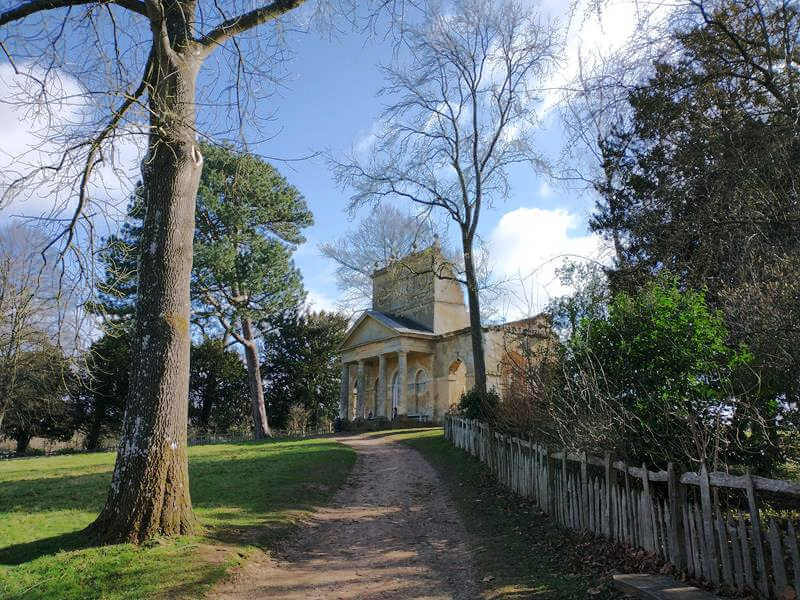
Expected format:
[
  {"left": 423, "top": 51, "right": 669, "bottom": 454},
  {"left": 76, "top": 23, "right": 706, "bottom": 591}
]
[{"left": 192, "top": 144, "right": 313, "bottom": 438}]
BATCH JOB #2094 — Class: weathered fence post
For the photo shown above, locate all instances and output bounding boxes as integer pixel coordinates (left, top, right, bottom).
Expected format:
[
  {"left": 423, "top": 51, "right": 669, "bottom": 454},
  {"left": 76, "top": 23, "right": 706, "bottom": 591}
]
[
  {"left": 603, "top": 452, "right": 612, "bottom": 537},
  {"left": 640, "top": 463, "right": 654, "bottom": 552},
  {"left": 561, "top": 452, "right": 568, "bottom": 528},
  {"left": 698, "top": 463, "right": 720, "bottom": 585},
  {"left": 745, "top": 472, "right": 769, "bottom": 597},
  {"left": 667, "top": 462, "right": 686, "bottom": 570},
  {"left": 441, "top": 418, "right": 800, "bottom": 599},
  {"left": 580, "top": 452, "right": 589, "bottom": 531}
]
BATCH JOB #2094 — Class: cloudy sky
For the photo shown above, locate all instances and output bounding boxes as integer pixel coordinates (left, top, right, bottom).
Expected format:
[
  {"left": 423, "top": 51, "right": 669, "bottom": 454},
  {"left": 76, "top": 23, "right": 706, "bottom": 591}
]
[{"left": 0, "top": 0, "right": 647, "bottom": 320}]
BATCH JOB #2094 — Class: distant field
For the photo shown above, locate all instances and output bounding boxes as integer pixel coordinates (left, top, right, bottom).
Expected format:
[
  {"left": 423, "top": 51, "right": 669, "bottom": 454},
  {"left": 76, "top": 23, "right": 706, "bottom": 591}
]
[{"left": 0, "top": 437, "right": 356, "bottom": 600}]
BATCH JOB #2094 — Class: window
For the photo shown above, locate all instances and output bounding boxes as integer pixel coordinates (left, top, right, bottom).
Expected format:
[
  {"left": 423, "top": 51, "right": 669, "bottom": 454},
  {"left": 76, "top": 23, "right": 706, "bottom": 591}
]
[{"left": 414, "top": 369, "right": 428, "bottom": 413}]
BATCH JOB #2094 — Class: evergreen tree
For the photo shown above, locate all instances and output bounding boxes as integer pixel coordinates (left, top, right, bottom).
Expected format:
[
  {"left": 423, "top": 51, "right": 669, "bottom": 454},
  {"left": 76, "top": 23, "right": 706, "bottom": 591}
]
[
  {"left": 192, "top": 144, "right": 312, "bottom": 438},
  {"left": 91, "top": 146, "right": 313, "bottom": 440},
  {"left": 71, "top": 331, "right": 131, "bottom": 451},
  {"left": 1, "top": 341, "right": 75, "bottom": 454},
  {"left": 262, "top": 311, "right": 348, "bottom": 431},
  {"left": 87, "top": 189, "right": 144, "bottom": 328},
  {"left": 590, "top": 3, "right": 800, "bottom": 456},
  {"left": 189, "top": 339, "right": 250, "bottom": 435}
]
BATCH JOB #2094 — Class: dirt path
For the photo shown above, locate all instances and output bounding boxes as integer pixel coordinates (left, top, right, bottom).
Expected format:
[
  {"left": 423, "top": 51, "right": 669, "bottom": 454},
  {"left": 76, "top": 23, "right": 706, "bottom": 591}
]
[{"left": 212, "top": 433, "right": 479, "bottom": 599}]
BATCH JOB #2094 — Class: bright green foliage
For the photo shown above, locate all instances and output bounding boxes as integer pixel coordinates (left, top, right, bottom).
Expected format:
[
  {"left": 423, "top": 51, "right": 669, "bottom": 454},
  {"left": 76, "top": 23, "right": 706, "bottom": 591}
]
[
  {"left": 192, "top": 144, "right": 313, "bottom": 334},
  {"left": 590, "top": 1, "right": 800, "bottom": 466},
  {"left": 0, "top": 438, "right": 356, "bottom": 599},
  {"left": 262, "top": 310, "right": 349, "bottom": 430},
  {"left": 572, "top": 274, "right": 752, "bottom": 468}
]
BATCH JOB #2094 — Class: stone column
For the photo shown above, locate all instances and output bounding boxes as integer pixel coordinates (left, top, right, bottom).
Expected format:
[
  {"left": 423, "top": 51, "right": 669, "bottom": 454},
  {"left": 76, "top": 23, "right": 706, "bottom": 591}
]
[
  {"left": 339, "top": 363, "right": 350, "bottom": 420},
  {"left": 378, "top": 354, "right": 387, "bottom": 417},
  {"left": 356, "top": 360, "right": 366, "bottom": 419},
  {"left": 398, "top": 350, "right": 408, "bottom": 416}
]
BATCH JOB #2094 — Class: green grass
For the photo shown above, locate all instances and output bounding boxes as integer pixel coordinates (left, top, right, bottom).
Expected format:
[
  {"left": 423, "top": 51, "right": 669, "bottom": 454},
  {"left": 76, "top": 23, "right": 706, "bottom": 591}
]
[
  {"left": 0, "top": 437, "right": 356, "bottom": 600},
  {"left": 379, "top": 428, "right": 620, "bottom": 600}
]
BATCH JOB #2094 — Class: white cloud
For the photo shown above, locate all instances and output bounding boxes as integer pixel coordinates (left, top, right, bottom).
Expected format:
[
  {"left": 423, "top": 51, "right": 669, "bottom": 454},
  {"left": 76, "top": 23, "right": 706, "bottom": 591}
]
[
  {"left": 538, "top": 180, "right": 552, "bottom": 198},
  {"left": 0, "top": 63, "right": 143, "bottom": 225},
  {"left": 489, "top": 206, "right": 610, "bottom": 318},
  {"left": 540, "top": 0, "right": 671, "bottom": 113},
  {"left": 305, "top": 288, "right": 339, "bottom": 313}
]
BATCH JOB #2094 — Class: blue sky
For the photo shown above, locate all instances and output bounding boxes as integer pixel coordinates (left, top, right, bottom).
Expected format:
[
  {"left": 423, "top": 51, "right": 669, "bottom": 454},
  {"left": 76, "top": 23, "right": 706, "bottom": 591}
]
[
  {"left": 0, "top": 0, "right": 646, "bottom": 318},
  {"left": 238, "top": 4, "right": 623, "bottom": 315}
]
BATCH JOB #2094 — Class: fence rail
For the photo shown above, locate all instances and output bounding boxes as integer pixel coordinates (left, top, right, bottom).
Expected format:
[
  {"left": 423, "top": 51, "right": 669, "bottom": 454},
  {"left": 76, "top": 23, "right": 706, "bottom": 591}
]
[{"left": 444, "top": 416, "right": 800, "bottom": 599}]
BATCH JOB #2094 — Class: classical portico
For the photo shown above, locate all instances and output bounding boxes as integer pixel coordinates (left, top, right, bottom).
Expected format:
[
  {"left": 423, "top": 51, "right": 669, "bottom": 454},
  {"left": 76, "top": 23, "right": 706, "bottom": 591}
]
[
  {"left": 339, "top": 312, "right": 438, "bottom": 420},
  {"left": 338, "top": 241, "right": 551, "bottom": 423}
]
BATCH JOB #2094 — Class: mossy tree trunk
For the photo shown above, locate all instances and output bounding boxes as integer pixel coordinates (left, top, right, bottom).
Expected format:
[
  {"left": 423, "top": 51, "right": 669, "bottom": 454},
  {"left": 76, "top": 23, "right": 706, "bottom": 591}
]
[{"left": 88, "top": 41, "right": 202, "bottom": 544}]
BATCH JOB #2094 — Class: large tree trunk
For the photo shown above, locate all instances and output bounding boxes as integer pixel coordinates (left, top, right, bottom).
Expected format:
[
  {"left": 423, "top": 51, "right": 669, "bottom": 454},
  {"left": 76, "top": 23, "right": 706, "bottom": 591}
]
[
  {"left": 88, "top": 46, "right": 202, "bottom": 543},
  {"left": 85, "top": 404, "right": 105, "bottom": 451},
  {"left": 15, "top": 432, "right": 32, "bottom": 455},
  {"left": 199, "top": 371, "right": 216, "bottom": 433},
  {"left": 461, "top": 231, "right": 487, "bottom": 395},
  {"left": 241, "top": 317, "right": 271, "bottom": 438}
]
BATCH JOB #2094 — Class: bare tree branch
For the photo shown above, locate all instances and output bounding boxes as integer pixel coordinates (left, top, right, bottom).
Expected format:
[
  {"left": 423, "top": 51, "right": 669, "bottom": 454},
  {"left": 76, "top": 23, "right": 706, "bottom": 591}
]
[{"left": 0, "top": 0, "right": 147, "bottom": 25}]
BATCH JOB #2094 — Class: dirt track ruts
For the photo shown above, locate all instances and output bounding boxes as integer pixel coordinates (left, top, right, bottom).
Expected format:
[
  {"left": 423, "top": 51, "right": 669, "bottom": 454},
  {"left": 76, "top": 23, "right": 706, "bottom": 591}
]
[{"left": 211, "top": 432, "right": 478, "bottom": 599}]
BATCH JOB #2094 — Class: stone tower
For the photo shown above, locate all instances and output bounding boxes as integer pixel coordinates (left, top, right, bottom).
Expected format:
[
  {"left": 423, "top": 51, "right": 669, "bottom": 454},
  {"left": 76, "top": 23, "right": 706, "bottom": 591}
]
[{"left": 371, "top": 241, "right": 469, "bottom": 334}]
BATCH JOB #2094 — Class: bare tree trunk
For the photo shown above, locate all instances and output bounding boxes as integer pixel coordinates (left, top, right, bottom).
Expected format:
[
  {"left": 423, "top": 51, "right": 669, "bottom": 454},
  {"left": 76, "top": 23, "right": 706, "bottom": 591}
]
[
  {"left": 85, "top": 404, "right": 105, "bottom": 451},
  {"left": 199, "top": 371, "right": 216, "bottom": 433},
  {"left": 462, "top": 230, "right": 487, "bottom": 395},
  {"left": 15, "top": 432, "right": 31, "bottom": 455},
  {"left": 88, "top": 49, "right": 201, "bottom": 543},
  {"left": 241, "top": 316, "right": 270, "bottom": 438}
]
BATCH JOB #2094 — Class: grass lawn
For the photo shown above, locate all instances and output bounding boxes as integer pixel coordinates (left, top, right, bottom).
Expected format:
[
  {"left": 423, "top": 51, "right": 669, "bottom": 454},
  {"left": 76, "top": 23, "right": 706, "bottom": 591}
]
[
  {"left": 0, "top": 437, "right": 356, "bottom": 600},
  {"left": 381, "top": 428, "right": 621, "bottom": 600}
]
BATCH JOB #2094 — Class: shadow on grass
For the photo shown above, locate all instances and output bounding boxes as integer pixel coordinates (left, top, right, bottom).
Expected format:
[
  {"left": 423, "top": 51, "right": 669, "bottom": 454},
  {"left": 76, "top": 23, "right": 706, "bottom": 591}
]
[
  {"left": 0, "top": 530, "right": 97, "bottom": 566},
  {"left": 401, "top": 433, "right": 620, "bottom": 599},
  {"left": 1, "top": 439, "right": 354, "bottom": 567}
]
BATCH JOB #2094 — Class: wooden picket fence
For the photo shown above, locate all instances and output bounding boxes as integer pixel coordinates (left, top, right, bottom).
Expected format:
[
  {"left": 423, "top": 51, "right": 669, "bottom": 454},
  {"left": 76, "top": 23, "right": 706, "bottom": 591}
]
[{"left": 444, "top": 416, "right": 800, "bottom": 599}]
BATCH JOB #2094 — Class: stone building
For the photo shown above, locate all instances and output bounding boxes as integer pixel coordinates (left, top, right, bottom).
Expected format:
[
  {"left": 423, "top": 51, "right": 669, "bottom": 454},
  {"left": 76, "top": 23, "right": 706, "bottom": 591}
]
[{"left": 338, "top": 241, "right": 550, "bottom": 423}]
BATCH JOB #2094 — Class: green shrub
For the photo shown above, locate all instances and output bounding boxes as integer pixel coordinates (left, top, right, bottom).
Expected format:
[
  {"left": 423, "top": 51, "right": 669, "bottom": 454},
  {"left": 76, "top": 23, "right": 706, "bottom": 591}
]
[{"left": 458, "top": 388, "right": 500, "bottom": 424}]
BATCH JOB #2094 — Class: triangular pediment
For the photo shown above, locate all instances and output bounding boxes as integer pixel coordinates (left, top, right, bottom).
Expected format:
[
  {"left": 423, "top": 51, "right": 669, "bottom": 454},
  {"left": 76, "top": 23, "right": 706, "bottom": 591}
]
[{"left": 341, "top": 313, "right": 398, "bottom": 349}]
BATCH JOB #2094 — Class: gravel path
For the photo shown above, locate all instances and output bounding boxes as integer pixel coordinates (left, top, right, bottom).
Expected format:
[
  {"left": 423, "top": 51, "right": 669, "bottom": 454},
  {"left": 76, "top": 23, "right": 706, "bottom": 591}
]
[{"left": 212, "top": 432, "right": 479, "bottom": 599}]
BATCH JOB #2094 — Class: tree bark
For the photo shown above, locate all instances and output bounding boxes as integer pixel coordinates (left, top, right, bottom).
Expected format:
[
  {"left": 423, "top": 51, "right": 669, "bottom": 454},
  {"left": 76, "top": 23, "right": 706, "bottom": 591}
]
[
  {"left": 199, "top": 370, "right": 216, "bottom": 433},
  {"left": 461, "top": 229, "right": 487, "bottom": 395},
  {"left": 87, "top": 45, "right": 201, "bottom": 543},
  {"left": 241, "top": 316, "right": 271, "bottom": 438},
  {"left": 15, "top": 432, "right": 31, "bottom": 455},
  {"left": 85, "top": 405, "right": 104, "bottom": 451}
]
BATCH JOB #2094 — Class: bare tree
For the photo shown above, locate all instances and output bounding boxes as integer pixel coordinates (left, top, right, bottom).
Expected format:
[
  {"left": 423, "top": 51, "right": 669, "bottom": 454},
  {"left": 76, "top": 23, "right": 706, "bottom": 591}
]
[
  {"left": 320, "top": 204, "right": 445, "bottom": 312},
  {"left": 335, "top": 0, "right": 561, "bottom": 393},
  {"left": 0, "top": 0, "right": 418, "bottom": 544},
  {"left": 0, "top": 223, "right": 67, "bottom": 430}
]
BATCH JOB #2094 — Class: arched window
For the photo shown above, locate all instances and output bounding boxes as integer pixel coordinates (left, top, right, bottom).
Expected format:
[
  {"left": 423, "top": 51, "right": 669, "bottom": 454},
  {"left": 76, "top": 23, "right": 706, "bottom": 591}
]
[{"left": 414, "top": 369, "right": 428, "bottom": 413}]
